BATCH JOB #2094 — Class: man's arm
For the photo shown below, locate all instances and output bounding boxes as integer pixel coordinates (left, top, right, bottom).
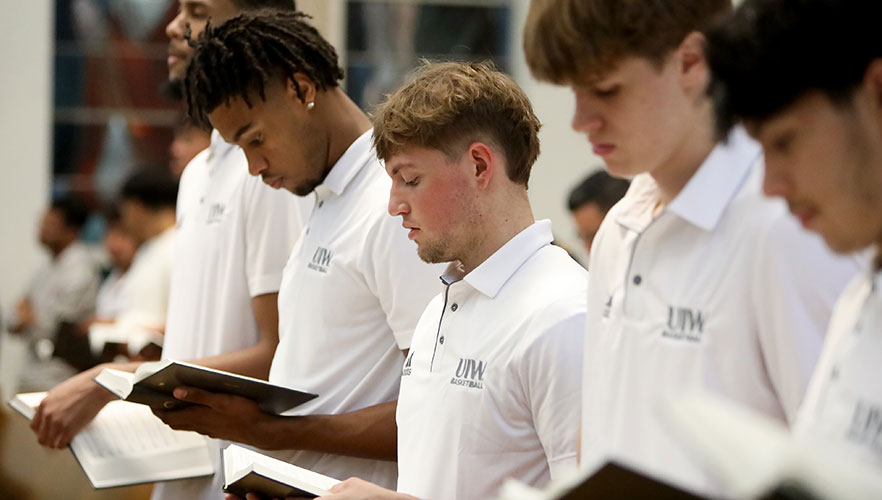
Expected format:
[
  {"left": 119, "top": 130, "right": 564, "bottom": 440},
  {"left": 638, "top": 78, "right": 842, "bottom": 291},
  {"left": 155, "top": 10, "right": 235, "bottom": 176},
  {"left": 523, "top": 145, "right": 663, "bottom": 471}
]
[
  {"left": 155, "top": 388, "right": 400, "bottom": 461},
  {"left": 186, "top": 292, "right": 279, "bottom": 379},
  {"left": 31, "top": 292, "right": 281, "bottom": 448}
]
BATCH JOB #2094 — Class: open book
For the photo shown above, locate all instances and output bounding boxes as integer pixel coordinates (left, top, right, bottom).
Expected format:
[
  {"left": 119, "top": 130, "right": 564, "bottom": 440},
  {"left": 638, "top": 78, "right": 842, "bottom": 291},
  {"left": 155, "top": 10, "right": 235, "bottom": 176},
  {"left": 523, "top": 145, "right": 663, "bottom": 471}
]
[
  {"left": 8, "top": 392, "right": 212, "bottom": 489},
  {"left": 223, "top": 444, "right": 340, "bottom": 498},
  {"left": 94, "top": 359, "right": 318, "bottom": 412},
  {"left": 665, "top": 393, "right": 882, "bottom": 500}
]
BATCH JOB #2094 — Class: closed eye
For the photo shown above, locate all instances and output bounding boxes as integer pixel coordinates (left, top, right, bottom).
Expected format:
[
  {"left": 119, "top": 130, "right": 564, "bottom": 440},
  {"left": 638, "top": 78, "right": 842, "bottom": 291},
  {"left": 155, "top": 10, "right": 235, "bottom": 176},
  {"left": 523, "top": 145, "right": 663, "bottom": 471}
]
[
  {"left": 248, "top": 133, "right": 263, "bottom": 147},
  {"left": 593, "top": 84, "right": 620, "bottom": 98},
  {"left": 404, "top": 177, "right": 420, "bottom": 187}
]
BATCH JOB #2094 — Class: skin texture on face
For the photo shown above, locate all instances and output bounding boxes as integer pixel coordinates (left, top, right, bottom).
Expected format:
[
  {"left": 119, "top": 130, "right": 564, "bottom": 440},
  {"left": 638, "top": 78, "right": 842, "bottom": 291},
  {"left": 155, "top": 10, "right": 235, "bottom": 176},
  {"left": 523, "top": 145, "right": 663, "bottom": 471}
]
[
  {"left": 570, "top": 34, "right": 716, "bottom": 201},
  {"left": 165, "top": 0, "right": 239, "bottom": 82},
  {"left": 571, "top": 202, "right": 606, "bottom": 255},
  {"left": 104, "top": 224, "right": 138, "bottom": 271},
  {"left": 386, "top": 145, "right": 485, "bottom": 267},
  {"left": 209, "top": 76, "right": 331, "bottom": 197},
  {"left": 753, "top": 89, "right": 882, "bottom": 253},
  {"left": 38, "top": 209, "right": 76, "bottom": 255},
  {"left": 119, "top": 199, "right": 151, "bottom": 245}
]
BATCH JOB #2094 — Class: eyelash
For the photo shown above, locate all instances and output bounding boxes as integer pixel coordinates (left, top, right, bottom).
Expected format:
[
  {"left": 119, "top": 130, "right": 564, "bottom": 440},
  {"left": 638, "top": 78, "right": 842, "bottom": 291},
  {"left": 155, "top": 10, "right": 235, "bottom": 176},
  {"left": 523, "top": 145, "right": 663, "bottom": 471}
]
[
  {"left": 404, "top": 177, "right": 419, "bottom": 187},
  {"left": 594, "top": 85, "right": 620, "bottom": 98},
  {"left": 249, "top": 134, "right": 263, "bottom": 147}
]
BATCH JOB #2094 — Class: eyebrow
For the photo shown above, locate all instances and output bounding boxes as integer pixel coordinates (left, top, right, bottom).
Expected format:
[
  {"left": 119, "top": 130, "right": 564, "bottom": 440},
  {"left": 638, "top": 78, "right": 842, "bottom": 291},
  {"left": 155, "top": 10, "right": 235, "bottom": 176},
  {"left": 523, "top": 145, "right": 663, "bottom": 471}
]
[
  {"left": 389, "top": 162, "right": 416, "bottom": 177},
  {"left": 232, "top": 122, "right": 254, "bottom": 143}
]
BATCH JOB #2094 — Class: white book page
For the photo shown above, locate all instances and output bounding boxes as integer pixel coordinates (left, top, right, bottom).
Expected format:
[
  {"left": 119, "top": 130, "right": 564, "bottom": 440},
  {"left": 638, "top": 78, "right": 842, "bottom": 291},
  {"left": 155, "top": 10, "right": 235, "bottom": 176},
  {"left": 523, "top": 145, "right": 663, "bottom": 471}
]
[
  {"left": 71, "top": 400, "right": 212, "bottom": 488},
  {"left": 224, "top": 444, "right": 339, "bottom": 492}
]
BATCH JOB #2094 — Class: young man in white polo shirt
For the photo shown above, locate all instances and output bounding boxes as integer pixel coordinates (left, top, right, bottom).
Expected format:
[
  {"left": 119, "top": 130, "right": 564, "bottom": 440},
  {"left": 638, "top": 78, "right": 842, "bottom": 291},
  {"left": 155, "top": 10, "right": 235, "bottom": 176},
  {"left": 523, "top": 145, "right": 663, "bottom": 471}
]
[
  {"left": 315, "top": 62, "right": 586, "bottom": 500},
  {"left": 523, "top": 0, "right": 859, "bottom": 496},
  {"left": 30, "top": 2, "right": 308, "bottom": 499},
  {"left": 706, "top": 0, "right": 882, "bottom": 469},
  {"left": 152, "top": 11, "right": 442, "bottom": 490}
]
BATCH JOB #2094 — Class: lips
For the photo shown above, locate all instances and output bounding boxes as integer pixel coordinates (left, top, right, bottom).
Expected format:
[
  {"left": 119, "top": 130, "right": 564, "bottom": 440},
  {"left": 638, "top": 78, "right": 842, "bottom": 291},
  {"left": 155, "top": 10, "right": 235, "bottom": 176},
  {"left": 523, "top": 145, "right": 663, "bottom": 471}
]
[
  {"left": 262, "top": 175, "right": 284, "bottom": 189},
  {"left": 402, "top": 223, "right": 419, "bottom": 240},
  {"left": 591, "top": 143, "right": 616, "bottom": 157},
  {"left": 789, "top": 203, "right": 819, "bottom": 229}
]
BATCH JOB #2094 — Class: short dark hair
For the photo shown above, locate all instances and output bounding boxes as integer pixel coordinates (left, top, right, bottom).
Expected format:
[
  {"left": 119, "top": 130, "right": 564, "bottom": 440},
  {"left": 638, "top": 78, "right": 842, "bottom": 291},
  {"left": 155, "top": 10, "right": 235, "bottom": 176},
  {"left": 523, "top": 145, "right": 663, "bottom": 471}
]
[
  {"left": 524, "top": 0, "right": 731, "bottom": 84},
  {"left": 706, "top": 0, "right": 882, "bottom": 134},
  {"left": 50, "top": 196, "right": 91, "bottom": 231},
  {"left": 120, "top": 168, "right": 179, "bottom": 210},
  {"left": 184, "top": 10, "right": 344, "bottom": 129},
  {"left": 232, "top": 0, "right": 296, "bottom": 9},
  {"left": 567, "top": 170, "right": 630, "bottom": 212}
]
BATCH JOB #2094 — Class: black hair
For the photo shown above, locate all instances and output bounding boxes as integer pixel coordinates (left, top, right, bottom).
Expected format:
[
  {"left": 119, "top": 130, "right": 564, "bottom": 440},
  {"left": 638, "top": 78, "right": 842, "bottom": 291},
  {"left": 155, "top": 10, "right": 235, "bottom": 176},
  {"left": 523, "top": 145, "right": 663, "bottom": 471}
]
[
  {"left": 567, "top": 170, "right": 630, "bottom": 213},
  {"left": 706, "top": 0, "right": 882, "bottom": 135},
  {"left": 184, "top": 9, "right": 344, "bottom": 129},
  {"left": 50, "top": 196, "right": 91, "bottom": 231},
  {"left": 232, "top": 0, "right": 297, "bottom": 9},
  {"left": 120, "top": 168, "right": 179, "bottom": 211}
]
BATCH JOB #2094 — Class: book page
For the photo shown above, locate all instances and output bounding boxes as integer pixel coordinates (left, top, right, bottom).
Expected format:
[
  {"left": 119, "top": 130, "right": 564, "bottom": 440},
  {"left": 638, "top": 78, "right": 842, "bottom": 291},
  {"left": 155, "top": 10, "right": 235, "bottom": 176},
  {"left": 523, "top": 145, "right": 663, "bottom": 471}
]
[{"left": 224, "top": 444, "right": 339, "bottom": 493}]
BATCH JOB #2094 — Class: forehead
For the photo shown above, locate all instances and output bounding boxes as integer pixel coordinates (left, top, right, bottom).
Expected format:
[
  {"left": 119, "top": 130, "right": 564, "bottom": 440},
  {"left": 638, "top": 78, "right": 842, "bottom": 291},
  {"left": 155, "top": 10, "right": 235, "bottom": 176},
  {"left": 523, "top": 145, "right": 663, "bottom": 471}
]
[
  {"left": 385, "top": 146, "right": 450, "bottom": 174},
  {"left": 751, "top": 92, "right": 842, "bottom": 139}
]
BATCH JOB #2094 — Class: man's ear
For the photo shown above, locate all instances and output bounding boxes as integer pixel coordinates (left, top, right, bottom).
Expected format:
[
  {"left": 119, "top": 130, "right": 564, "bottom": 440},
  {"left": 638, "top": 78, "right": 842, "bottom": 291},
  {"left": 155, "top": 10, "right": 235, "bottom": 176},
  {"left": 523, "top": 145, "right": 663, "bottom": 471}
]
[
  {"left": 864, "top": 59, "right": 882, "bottom": 118},
  {"left": 467, "top": 142, "right": 497, "bottom": 189},
  {"left": 287, "top": 72, "right": 317, "bottom": 107},
  {"left": 676, "top": 31, "right": 709, "bottom": 94}
]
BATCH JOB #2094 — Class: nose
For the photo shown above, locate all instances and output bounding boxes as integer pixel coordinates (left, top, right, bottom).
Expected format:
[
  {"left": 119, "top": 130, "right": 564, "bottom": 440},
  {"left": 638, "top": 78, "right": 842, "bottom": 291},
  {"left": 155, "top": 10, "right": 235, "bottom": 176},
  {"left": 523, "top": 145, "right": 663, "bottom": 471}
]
[
  {"left": 165, "top": 11, "right": 186, "bottom": 40},
  {"left": 762, "top": 157, "right": 791, "bottom": 199},
  {"left": 571, "top": 94, "right": 603, "bottom": 134},
  {"left": 388, "top": 185, "right": 410, "bottom": 217},
  {"left": 246, "top": 153, "right": 268, "bottom": 177}
]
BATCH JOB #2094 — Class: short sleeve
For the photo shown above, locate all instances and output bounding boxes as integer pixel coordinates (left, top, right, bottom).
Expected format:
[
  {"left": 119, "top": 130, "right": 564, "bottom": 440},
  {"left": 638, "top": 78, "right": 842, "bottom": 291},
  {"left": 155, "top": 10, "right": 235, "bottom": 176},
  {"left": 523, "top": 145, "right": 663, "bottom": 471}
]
[
  {"left": 519, "top": 304, "right": 585, "bottom": 479},
  {"left": 242, "top": 173, "right": 312, "bottom": 297},
  {"left": 753, "top": 213, "right": 859, "bottom": 422}
]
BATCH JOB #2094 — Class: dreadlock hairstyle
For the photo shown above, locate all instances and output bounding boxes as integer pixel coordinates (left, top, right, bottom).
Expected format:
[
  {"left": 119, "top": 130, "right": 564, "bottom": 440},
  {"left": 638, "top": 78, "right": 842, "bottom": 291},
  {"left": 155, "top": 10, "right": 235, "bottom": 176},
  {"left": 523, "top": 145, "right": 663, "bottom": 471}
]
[{"left": 184, "top": 10, "right": 344, "bottom": 130}]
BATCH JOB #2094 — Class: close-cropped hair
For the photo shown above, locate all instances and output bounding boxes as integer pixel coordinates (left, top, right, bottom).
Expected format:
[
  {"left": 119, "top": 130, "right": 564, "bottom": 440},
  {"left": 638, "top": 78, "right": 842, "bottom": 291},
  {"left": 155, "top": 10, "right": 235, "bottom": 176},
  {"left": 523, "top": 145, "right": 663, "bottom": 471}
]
[
  {"left": 184, "top": 10, "right": 344, "bottom": 129},
  {"left": 523, "top": 0, "right": 731, "bottom": 84},
  {"left": 232, "top": 0, "right": 297, "bottom": 10},
  {"left": 567, "top": 170, "right": 630, "bottom": 212},
  {"left": 120, "top": 168, "right": 179, "bottom": 210},
  {"left": 372, "top": 61, "right": 541, "bottom": 188},
  {"left": 51, "top": 196, "right": 91, "bottom": 231},
  {"left": 706, "top": 0, "right": 882, "bottom": 135}
]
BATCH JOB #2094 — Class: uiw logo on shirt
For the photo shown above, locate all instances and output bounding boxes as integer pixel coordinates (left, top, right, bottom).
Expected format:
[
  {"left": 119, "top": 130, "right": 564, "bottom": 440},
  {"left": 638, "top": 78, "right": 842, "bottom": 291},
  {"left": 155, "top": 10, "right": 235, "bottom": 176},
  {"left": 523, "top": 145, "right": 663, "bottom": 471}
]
[
  {"left": 308, "top": 247, "right": 333, "bottom": 273},
  {"left": 451, "top": 358, "right": 487, "bottom": 389},
  {"left": 402, "top": 350, "right": 414, "bottom": 377},
  {"left": 206, "top": 203, "right": 226, "bottom": 224},
  {"left": 662, "top": 306, "right": 707, "bottom": 343}
]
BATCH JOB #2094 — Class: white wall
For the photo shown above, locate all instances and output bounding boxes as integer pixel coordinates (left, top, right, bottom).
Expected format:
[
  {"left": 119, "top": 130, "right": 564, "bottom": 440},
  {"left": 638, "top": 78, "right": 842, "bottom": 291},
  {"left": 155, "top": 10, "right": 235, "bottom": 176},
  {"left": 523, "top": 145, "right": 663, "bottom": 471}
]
[{"left": 510, "top": 0, "right": 600, "bottom": 263}]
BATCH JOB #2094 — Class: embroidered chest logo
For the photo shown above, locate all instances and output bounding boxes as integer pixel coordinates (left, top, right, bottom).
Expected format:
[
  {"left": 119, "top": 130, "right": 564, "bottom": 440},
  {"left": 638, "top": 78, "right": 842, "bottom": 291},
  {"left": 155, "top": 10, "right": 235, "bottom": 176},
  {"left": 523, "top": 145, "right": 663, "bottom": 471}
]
[
  {"left": 402, "top": 350, "right": 414, "bottom": 377},
  {"left": 662, "top": 306, "right": 708, "bottom": 343},
  {"left": 206, "top": 203, "right": 226, "bottom": 224},
  {"left": 308, "top": 247, "right": 333, "bottom": 273},
  {"left": 847, "top": 400, "right": 882, "bottom": 454},
  {"left": 451, "top": 358, "right": 487, "bottom": 389},
  {"left": 602, "top": 295, "right": 613, "bottom": 319}
]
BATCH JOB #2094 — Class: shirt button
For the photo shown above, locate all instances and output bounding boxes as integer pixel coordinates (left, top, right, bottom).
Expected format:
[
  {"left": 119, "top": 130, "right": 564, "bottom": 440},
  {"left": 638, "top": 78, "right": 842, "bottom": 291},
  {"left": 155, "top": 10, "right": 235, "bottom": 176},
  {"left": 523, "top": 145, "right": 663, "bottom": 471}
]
[
  {"left": 305, "top": 228, "right": 310, "bottom": 235},
  {"left": 439, "top": 336, "right": 445, "bottom": 344},
  {"left": 831, "top": 367, "right": 840, "bottom": 381},
  {"left": 633, "top": 275, "right": 642, "bottom": 285},
  {"left": 451, "top": 303, "right": 458, "bottom": 312},
  {"left": 318, "top": 200, "right": 324, "bottom": 208}
]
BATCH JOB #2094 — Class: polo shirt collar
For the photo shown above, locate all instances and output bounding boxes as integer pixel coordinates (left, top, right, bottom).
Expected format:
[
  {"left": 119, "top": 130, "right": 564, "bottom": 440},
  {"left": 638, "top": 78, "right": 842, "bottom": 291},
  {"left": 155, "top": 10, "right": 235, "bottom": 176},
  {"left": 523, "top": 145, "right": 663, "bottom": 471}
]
[
  {"left": 616, "top": 126, "right": 761, "bottom": 233},
  {"left": 441, "top": 220, "right": 554, "bottom": 299},
  {"left": 314, "top": 129, "right": 375, "bottom": 202}
]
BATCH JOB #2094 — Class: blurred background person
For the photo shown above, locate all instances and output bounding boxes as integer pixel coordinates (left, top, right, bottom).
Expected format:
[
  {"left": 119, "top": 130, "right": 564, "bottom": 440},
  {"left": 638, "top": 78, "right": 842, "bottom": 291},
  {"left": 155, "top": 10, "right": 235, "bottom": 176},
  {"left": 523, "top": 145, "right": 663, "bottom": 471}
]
[
  {"left": 9, "top": 196, "right": 100, "bottom": 391},
  {"left": 567, "top": 170, "right": 629, "bottom": 258},
  {"left": 169, "top": 116, "right": 211, "bottom": 180},
  {"left": 91, "top": 204, "right": 138, "bottom": 324}
]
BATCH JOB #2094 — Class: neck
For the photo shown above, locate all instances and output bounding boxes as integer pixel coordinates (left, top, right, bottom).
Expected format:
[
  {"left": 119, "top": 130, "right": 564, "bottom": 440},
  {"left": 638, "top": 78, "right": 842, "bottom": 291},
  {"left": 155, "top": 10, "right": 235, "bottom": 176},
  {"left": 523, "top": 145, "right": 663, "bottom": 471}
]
[
  {"left": 141, "top": 210, "right": 176, "bottom": 244},
  {"left": 650, "top": 101, "right": 717, "bottom": 205},
  {"left": 319, "top": 88, "right": 373, "bottom": 169},
  {"left": 457, "top": 190, "right": 534, "bottom": 275},
  {"left": 49, "top": 239, "right": 74, "bottom": 259}
]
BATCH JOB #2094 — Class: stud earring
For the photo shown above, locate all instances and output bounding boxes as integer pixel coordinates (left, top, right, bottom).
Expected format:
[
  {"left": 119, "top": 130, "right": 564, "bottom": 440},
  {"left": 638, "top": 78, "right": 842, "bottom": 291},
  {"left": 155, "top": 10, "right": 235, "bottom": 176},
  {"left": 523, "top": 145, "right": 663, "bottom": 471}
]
[{"left": 307, "top": 101, "right": 315, "bottom": 110}]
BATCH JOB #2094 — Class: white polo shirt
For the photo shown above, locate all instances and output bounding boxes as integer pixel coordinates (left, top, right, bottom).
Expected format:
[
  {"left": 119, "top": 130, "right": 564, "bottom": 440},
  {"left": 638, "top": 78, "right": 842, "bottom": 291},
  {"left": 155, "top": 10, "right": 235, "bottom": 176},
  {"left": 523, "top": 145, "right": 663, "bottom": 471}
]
[
  {"left": 113, "top": 225, "right": 175, "bottom": 331},
  {"left": 153, "top": 130, "right": 310, "bottom": 500},
  {"left": 396, "top": 220, "right": 587, "bottom": 500},
  {"left": 580, "top": 128, "right": 859, "bottom": 496},
  {"left": 268, "top": 130, "right": 443, "bottom": 489},
  {"left": 795, "top": 262, "right": 882, "bottom": 466}
]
